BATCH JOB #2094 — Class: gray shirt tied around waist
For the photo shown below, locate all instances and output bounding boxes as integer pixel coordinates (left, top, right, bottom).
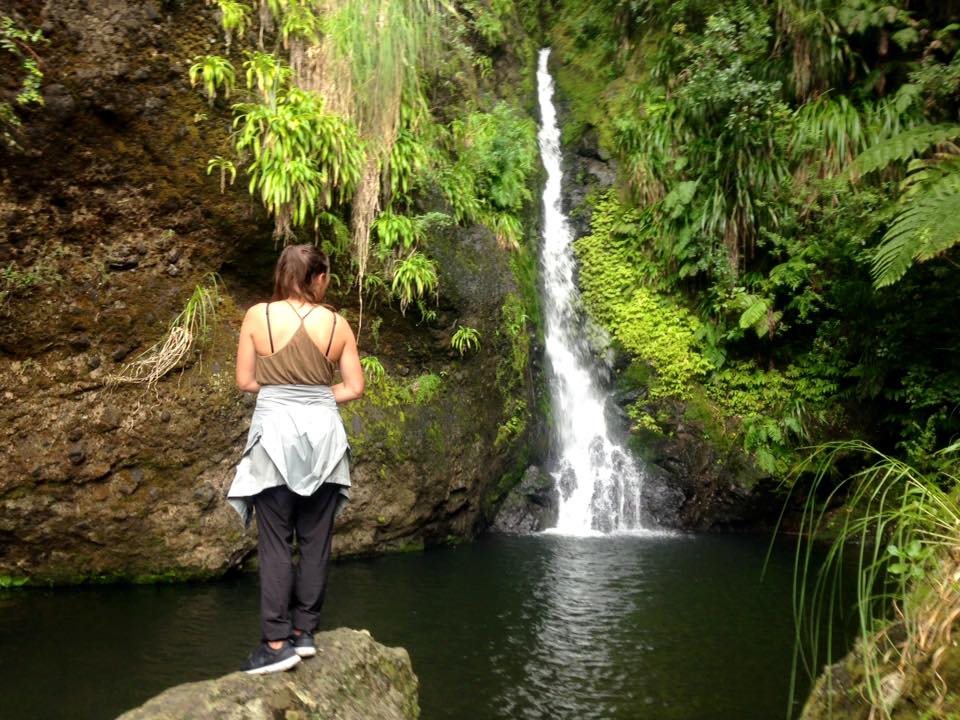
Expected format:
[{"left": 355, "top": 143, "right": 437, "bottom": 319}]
[{"left": 227, "top": 384, "right": 351, "bottom": 527}]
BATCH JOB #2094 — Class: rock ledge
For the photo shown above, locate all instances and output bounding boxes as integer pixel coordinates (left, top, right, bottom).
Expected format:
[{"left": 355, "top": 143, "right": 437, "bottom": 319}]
[{"left": 117, "top": 628, "right": 420, "bottom": 720}]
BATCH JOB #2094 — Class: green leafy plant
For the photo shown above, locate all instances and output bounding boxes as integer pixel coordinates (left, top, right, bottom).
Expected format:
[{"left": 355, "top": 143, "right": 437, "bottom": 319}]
[
  {"left": 242, "top": 50, "right": 291, "bottom": 103},
  {"left": 437, "top": 103, "right": 538, "bottom": 248},
  {"left": 360, "top": 355, "right": 386, "bottom": 385},
  {"left": 410, "top": 373, "right": 443, "bottom": 404},
  {"left": 232, "top": 87, "right": 365, "bottom": 239},
  {"left": 372, "top": 210, "right": 450, "bottom": 256},
  {"left": 216, "top": 0, "right": 252, "bottom": 50},
  {"left": 189, "top": 54, "right": 236, "bottom": 106},
  {"left": 451, "top": 325, "right": 481, "bottom": 356},
  {"left": 1, "top": 15, "right": 46, "bottom": 148},
  {"left": 574, "top": 194, "right": 712, "bottom": 400},
  {"left": 0, "top": 255, "right": 60, "bottom": 307},
  {"left": 848, "top": 124, "right": 960, "bottom": 178},
  {"left": 390, "top": 251, "right": 437, "bottom": 315},
  {"left": 206, "top": 155, "right": 237, "bottom": 193}
]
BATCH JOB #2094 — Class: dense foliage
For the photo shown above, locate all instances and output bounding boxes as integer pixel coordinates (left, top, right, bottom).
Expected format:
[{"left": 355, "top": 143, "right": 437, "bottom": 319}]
[
  {"left": 551, "top": 2, "right": 960, "bottom": 712},
  {"left": 184, "top": 0, "right": 544, "bottom": 452},
  {"left": 191, "top": 0, "right": 541, "bottom": 338},
  {"left": 552, "top": 0, "right": 960, "bottom": 477}
]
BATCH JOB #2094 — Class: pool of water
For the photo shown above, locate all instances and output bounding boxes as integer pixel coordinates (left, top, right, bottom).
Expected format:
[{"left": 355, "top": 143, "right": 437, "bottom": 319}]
[{"left": 0, "top": 532, "right": 852, "bottom": 720}]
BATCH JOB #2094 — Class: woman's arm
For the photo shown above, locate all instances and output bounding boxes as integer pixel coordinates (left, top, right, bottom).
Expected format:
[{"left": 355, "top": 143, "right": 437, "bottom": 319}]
[
  {"left": 235, "top": 305, "right": 261, "bottom": 394},
  {"left": 331, "top": 319, "right": 364, "bottom": 404}
]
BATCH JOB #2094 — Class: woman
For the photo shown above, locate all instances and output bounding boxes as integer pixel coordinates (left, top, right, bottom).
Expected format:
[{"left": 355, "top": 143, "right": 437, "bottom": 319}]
[{"left": 227, "top": 244, "right": 364, "bottom": 675}]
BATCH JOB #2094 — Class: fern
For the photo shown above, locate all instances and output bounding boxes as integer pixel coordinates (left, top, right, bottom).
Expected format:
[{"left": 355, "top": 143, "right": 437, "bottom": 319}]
[
  {"left": 873, "top": 176, "right": 960, "bottom": 287},
  {"left": 734, "top": 292, "right": 782, "bottom": 339},
  {"left": 851, "top": 124, "right": 960, "bottom": 177}
]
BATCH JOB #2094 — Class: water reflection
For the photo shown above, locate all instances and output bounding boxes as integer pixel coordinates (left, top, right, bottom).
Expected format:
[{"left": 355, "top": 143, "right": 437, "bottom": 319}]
[{"left": 0, "top": 534, "right": 851, "bottom": 720}]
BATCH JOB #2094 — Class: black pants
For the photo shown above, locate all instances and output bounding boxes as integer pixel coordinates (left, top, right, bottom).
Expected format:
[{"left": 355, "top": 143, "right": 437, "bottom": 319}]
[{"left": 252, "top": 483, "right": 340, "bottom": 641}]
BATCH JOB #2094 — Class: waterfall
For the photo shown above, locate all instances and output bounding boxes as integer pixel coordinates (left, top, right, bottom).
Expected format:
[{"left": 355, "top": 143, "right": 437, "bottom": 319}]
[{"left": 536, "top": 48, "right": 647, "bottom": 536}]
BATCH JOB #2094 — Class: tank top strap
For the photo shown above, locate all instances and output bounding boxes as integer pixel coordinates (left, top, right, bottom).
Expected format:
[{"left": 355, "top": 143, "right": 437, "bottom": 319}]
[
  {"left": 325, "top": 313, "right": 337, "bottom": 357},
  {"left": 265, "top": 303, "right": 274, "bottom": 354},
  {"left": 283, "top": 299, "right": 321, "bottom": 324}
]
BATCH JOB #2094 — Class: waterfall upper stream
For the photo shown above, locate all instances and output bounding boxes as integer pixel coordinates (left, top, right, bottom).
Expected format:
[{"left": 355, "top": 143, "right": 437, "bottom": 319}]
[{"left": 536, "top": 49, "right": 648, "bottom": 535}]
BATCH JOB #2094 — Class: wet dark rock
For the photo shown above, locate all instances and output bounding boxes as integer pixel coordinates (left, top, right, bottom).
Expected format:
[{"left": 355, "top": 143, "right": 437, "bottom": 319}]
[
  {"left": 71, "top": 333, "right": 92, "bottom": 351},
  {"left": 86, "top": 355, "right": 101, "bottom": 370},
  {"left": 111, "top": 346, "right": 132, "bottom": 362},
  {"left": 41, "top": 84, "right": 76, "bottom": 120},
  {"left": 67, "top": 427, "right": 83, "bottom": 442},
  {"left": 106, "top": 252, "right": 139, "bottom": 271},
  {"left": 558, "top": 465, "right": 576, "bottom": 501},
  {"left": 68, "top": 447, "right": 86, "bottom": 465},
  {"left": 640, "top": 410, "right": 777, "bottom": 531},
  {"left": 160, "top": 410, "right": 171, "bottom": 423},
  {"left": 492, "top": 465, "right": 559, "bottom": 533}
]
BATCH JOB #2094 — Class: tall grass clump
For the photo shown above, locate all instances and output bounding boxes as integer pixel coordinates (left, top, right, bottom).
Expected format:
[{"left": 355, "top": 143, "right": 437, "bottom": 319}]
[
  {"left": 109, "top": 274, "right": 221, "bottom": 389},
  {"left": 783, "top": 439, "right": 960, "bottom": 718}
]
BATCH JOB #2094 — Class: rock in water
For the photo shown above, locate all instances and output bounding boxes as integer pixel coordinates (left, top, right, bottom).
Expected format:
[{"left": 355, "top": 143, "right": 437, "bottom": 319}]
[
  {"left": 116, "top": 628, "right": 420, "bottom": 720},
  {"left": 492, "top": 465, "right": 559, "bottom": 533}
]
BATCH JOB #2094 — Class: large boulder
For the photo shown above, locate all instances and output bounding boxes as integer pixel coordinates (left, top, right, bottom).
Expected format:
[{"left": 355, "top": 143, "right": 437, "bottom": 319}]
[{"left": 117, "top": 628, "right": 419, "bottom": 720}]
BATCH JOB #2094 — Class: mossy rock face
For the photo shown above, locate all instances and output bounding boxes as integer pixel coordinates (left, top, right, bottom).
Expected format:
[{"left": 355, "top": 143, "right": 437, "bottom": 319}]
[
  {"left": 801, "top": 641, "right": 960, "bottom": 720},
  {"left": 0, "top": 1, "right": 545, "bottom": 584},
  {"left": 117, "top": 628, "right": 420, "bottom": 720}
]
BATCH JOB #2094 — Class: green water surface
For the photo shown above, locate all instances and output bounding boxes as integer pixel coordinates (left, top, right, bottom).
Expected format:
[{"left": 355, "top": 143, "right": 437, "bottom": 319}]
[{"left": 0, "top": 532, "right": 851, "bottom": 720}]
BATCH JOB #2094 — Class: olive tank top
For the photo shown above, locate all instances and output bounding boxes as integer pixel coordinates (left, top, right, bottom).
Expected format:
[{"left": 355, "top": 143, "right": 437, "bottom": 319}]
[{"left": 255, "top": 302, "right": 337, "bottom": 386}]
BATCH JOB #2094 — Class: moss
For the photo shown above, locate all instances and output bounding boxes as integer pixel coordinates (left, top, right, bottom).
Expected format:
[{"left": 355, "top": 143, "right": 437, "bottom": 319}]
[
  {"left": 395, "top": 541, "right": 425, "bottom": 554},
  {"left": 0, "top": 575, "right": 29, "bottom": 589},
  {"left": 425, "top": 421, "right": 446, "bottom": 455},
  {"left": 2, "top": 565, "right": 222, "bottom": 589},
  {"left": 483, "top": 450, "right": 532, "bottom": 517},
  {"left": 410, "top": 373, "right": 443, "bottom": 405}
]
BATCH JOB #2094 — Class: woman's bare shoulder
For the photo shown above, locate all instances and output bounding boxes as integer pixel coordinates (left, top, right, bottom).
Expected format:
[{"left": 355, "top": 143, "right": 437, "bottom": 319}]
[
  {"left": 243, "top": 302, "right": 268, "bottom": 321},
  {"left": 332, "top": 310, "right": 354, "bottom": 333}
]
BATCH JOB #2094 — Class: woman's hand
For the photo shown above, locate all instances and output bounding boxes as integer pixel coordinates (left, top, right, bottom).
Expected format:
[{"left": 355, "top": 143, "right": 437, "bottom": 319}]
[
  {"left": 235, "top": 305, "right": 262, "bottom": 393},
  {"left": 332, "top": 320, "right": 364, "bottom": 404}
]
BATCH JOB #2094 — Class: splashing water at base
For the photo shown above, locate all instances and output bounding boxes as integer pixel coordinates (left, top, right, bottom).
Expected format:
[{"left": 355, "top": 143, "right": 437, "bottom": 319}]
[{"left": 536, "top": 48, "right": 652, "bottom": 536}]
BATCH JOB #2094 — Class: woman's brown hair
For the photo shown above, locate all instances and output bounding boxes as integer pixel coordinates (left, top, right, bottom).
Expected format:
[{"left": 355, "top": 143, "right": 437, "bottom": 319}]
[{"left": 272, "top": 244, "right": 330, "bottom": 305}]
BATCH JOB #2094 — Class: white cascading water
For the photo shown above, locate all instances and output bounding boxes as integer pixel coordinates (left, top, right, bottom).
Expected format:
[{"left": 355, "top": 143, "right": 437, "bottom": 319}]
[{"left": 537, "top": 48, "right": 647, "bottom": 536}]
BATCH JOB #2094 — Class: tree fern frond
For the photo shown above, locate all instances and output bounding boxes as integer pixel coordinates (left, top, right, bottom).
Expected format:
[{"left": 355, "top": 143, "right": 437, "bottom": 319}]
[
  {"left": 873, "top": 187, "right": 960, "bottom": 287},
  {"left": 851, "top": 124, "right": 960, "bottom": 177}
]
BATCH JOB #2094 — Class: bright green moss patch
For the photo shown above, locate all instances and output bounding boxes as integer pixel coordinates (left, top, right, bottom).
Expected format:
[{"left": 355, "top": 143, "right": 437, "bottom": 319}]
[
  {"left": 574, "top": 194, "right": 711, "bottom": 401},
  {"left": 0, "top": 575, "right": 29, "bottom": 589}
]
